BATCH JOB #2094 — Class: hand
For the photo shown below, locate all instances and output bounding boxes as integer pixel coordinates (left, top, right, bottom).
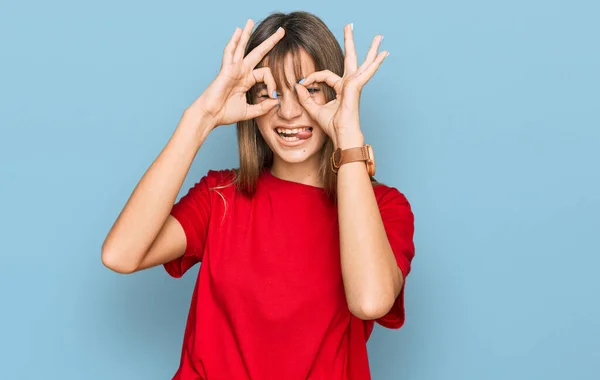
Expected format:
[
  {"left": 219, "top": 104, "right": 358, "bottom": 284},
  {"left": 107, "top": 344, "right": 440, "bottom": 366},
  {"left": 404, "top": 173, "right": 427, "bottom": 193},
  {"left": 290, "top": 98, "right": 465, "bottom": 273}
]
[
  {"left": 295, "top": 24, "right": 388, "bottom": 148},
  {"left": 190, "top": 19, "right": 285, "bottom": 128}
]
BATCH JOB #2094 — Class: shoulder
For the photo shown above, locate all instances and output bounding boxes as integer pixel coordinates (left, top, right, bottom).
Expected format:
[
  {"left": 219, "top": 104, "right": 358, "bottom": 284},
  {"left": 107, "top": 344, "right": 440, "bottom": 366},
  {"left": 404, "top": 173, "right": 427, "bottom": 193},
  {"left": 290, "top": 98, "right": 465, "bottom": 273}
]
[
  {"left": 205, "top": 168, "right": 238, "bottom": 188},
  {"left": 181, "top": 169, "right": 237, "bottom": 201},
  {"left": 372, "top": 182, "right": 414, "bottom": 224},
  {"left": 373, "top": 182, "right": 411, "bottom": 208}
]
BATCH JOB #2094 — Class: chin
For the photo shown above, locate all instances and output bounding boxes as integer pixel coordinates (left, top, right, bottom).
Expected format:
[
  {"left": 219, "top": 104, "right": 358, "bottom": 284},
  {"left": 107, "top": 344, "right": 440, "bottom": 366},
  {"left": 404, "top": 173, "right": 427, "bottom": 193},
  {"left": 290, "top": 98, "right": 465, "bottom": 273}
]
[{"left": 273, "top": 148, "right": 321, "bottom": 164}]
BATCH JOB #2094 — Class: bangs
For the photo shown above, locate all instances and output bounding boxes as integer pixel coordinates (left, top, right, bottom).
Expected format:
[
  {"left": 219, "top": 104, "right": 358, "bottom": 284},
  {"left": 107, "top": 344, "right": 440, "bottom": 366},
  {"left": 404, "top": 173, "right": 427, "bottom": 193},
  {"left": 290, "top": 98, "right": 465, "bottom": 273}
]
[{"left": 256, "top": 40, "right": 307, "bottom": 92}]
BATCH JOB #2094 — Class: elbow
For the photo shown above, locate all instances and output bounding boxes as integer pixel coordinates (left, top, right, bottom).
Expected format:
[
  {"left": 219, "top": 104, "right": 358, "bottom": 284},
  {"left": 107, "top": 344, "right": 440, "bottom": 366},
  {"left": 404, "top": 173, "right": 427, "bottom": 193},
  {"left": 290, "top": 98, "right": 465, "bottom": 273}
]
[
  {"left": 101, "top": 243, "right": 139, "bottom": 274},
  {"left": 347, "top": 267, "right": 404, "bottom": 320},
  {"left": 348, "top": 294, "right": 396, "bottom": 321}
]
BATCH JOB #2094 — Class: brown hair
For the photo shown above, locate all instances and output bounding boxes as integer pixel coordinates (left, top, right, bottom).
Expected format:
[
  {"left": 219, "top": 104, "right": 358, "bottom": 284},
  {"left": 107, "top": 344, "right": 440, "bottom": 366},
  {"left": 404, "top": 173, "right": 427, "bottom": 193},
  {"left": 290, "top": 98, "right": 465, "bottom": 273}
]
[{"left": 235, "top": 11, "right": 344, "bottom": 199}]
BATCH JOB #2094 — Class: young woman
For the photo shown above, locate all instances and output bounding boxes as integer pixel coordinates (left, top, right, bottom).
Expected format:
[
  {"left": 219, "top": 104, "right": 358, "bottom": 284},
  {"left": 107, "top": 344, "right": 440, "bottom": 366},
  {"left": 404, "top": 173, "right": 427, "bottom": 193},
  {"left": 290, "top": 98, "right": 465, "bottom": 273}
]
[{"left": 102, "top": 11, "right": 415, "bottom": 380}]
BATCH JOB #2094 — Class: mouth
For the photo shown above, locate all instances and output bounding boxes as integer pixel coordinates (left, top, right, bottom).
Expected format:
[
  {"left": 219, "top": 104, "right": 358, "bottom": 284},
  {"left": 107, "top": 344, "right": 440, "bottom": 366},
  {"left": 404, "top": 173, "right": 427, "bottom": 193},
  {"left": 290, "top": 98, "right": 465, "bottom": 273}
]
[{"left": 274, "top": 127, "right": 313, "bottom": 142}]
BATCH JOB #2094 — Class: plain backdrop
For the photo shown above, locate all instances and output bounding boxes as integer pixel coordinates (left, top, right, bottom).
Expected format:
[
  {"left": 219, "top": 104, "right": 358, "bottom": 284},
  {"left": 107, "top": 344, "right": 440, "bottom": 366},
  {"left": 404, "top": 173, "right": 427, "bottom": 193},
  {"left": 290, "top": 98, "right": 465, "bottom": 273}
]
[{"left": 1, "top": 0, "right": 599, "bottom": 379}]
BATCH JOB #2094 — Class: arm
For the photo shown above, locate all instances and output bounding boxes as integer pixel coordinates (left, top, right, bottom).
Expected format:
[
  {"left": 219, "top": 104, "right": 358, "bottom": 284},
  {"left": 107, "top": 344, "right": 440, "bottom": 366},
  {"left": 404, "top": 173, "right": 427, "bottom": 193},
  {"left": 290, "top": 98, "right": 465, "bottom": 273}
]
[
  {"left": 101, "top": 109, "right": 212, "bottom": 274},
  {"left": 335, "top": 133, "right": 403, "bottom": 320},
  {"left": 101, "top": 20, "right": 283, "bottom": 274},
  {"left": 296, "top": 24, "right": 401, "bottom": 319}
]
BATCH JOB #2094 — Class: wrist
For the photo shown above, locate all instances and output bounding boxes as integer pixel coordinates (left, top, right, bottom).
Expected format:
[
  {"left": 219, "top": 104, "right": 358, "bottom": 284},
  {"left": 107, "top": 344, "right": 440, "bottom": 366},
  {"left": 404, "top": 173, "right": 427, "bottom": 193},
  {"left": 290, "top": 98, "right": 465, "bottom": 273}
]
[
  {"left": 175, "top": 108, "right": 214, "bottom": 148},
  {"left": 183, "top": 105, "right": 216, "bottom": 136},
  {"left": 334, "top": 129, "right": 365, "bottom": 150}
]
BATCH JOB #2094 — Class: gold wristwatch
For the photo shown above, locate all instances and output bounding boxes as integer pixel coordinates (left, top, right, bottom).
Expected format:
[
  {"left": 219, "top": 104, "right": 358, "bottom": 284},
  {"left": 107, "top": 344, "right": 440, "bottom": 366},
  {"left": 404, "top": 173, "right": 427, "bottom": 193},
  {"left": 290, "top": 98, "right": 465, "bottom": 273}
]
[{"left": 330, "top": 144, "right": 376, "bottom": 176}]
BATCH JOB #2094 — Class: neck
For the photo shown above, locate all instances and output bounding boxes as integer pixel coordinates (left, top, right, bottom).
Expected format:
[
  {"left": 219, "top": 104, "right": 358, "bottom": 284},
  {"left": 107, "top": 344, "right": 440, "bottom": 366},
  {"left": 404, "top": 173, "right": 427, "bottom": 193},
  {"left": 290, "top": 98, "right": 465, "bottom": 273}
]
[{"left": 270, "top": 155, "right": 323, "bottom": 188}]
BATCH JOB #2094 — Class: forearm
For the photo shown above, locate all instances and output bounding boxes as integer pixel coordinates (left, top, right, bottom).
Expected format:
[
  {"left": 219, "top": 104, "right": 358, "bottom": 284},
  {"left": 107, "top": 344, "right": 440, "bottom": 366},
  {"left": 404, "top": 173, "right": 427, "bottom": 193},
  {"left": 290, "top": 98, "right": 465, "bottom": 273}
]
[
  {"left": 101, "top": 106, "right": 212, "bottom": 271},
  {"left": 336, "top": 131, "right": 402, "bottom": 320}
]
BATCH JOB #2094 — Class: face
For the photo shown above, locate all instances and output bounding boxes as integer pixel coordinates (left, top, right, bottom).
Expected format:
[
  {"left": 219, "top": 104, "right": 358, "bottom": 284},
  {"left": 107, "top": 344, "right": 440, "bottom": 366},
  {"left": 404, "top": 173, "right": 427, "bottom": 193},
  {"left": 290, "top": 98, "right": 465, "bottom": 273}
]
[{"left": 253, "top": 50, "right": 329, "bottom": 166}]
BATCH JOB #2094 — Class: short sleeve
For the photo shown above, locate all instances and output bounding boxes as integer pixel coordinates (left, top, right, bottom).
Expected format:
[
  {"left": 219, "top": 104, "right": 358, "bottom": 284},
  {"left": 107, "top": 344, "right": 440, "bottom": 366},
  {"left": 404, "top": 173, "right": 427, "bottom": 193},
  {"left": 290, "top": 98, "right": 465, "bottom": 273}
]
[
  {"left": 374, "top": 186, "right": 415, "bottom": 329},
  {"left": 163, "top": 174, "right": 213, "bottom": 278}
]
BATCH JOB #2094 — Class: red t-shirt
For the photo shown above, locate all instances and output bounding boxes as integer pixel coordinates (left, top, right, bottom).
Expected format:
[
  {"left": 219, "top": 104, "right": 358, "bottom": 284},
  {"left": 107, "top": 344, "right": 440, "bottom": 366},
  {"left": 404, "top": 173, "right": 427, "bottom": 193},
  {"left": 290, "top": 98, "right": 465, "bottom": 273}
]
[{"left": 164, "top": 169, "right": 415, "bottom": 380}]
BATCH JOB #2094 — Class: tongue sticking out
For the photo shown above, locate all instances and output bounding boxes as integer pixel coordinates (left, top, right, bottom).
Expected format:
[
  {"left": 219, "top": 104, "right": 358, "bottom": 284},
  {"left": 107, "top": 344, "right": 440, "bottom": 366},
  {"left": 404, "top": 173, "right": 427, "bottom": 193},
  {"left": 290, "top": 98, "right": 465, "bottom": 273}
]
[{"left": 295, "top": 130, "right": 312, "bottom": 140}]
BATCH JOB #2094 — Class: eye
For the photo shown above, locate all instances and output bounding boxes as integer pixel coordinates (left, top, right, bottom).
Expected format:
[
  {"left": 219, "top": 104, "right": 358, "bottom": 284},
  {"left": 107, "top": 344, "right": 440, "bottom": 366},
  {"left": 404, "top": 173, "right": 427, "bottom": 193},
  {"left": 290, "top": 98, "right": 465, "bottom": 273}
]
[
  {"left": 259, "top": 92, "right": 281, "bottom": 99},
  {"left": 307, "top": 87, "right": 321, "bottom": 95}
]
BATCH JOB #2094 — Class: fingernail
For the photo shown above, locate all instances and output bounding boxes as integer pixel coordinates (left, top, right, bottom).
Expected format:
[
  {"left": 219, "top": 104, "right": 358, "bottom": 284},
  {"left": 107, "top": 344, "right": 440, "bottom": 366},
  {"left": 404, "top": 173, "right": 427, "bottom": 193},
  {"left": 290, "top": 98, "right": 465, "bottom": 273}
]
[
  {"left": 386, "top": 52, "right": 390, "bottom": 57},
  {"left": 272, "top": 90, "right": 278, "bottom": 99},
  {"left": 298, "top": 78, "right": 305, "bottom": 84},
  {"left": 350, "top": 23, "right": 354, "bottom": 31},
  {"left": 381, "top": 35, "right": 384, "bottom": 42}
]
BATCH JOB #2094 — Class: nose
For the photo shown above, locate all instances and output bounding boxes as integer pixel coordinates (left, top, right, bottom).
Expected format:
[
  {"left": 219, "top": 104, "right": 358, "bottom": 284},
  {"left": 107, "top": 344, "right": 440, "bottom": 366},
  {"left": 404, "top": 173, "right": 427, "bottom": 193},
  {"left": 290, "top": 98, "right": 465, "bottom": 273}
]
[{"left": 277, "top": 88, "right": 304, "bottom": 120}]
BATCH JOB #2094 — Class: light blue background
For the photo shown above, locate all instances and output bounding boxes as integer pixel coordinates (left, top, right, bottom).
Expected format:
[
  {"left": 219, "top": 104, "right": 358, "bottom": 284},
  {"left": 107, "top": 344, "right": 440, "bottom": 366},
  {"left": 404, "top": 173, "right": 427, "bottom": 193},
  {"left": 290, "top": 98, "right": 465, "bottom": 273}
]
[{"left": 1, "top": 0, "right": 598, "bottom": 379}]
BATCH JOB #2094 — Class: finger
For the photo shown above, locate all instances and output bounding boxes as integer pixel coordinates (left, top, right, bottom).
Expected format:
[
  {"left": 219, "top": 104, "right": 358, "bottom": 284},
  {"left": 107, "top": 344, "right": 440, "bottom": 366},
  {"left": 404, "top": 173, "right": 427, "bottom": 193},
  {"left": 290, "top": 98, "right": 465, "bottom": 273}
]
[
  {"left": 244, "top": 99, "right": 279, "bottom": 120},
  {"left": 233, "top": 19, "right": 254, "bottom": 62},
  {"left": 357, "top": 51, "right": 389, "bottom": 84},
  {"left": 294, "top": 83, "right": 320, "bottom": 120},
  {"left": 244, "top": 27, "right": 285, "bottom": 68},
  {"left": 222, "top": 27, "right": 243, "bottom": 66},
  {"left": 252, "top": 67, "right": 277, "bottom": 99},
  {"left": 357, "top": 35, "right": 383, "bottom": 74},
  {"left": 299, "top": 70, "right": 343, "bottom": 93},
  {"left": 344, "top": 23, "right": 358, "bottom": 75}
]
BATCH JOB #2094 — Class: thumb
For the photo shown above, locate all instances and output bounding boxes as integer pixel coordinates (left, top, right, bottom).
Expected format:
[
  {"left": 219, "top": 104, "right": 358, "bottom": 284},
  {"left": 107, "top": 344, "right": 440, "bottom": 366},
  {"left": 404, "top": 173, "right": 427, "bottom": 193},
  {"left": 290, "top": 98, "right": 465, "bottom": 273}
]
[
  {"left": 294, "top": 84, "right": 320, "bottom": 120},
  {"left": 244, "top": 98, "right": 279, "bottom": 120}
]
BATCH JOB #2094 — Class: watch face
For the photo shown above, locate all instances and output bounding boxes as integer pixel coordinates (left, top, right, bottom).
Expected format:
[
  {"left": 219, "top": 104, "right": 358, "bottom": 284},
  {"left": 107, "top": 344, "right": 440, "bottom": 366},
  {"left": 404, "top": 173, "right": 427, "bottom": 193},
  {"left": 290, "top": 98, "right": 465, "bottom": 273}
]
[
  {"left": 333, "top": 148, "right": 343, "bottom": 166},
  {"left": 366, "top": 144, "right": 376, "bottom": 176}
]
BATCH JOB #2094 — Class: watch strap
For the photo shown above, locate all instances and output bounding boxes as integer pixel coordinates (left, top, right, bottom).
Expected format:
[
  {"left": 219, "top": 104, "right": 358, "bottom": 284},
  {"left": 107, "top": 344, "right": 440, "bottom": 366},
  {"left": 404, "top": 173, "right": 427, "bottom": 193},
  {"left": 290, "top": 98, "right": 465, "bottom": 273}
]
[{"left": 331, "top": 146, "right": 371, "bottom": 174}]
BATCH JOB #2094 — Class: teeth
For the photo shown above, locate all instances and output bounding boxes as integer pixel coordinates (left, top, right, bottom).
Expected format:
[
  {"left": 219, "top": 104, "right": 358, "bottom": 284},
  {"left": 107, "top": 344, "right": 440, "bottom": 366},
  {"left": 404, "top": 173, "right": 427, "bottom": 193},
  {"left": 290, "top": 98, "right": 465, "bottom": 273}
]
[
  {"left": 275, "top": 127, "right": 312, "bottom": 143},
  {"left": 276, "top": 127, "right": 310, "bottom": 134}
]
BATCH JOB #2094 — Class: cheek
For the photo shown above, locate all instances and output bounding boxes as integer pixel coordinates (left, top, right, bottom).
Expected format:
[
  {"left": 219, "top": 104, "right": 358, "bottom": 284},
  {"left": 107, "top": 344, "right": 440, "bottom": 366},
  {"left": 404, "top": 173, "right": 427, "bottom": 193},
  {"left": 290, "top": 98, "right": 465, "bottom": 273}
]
[
  {"left": 254, "top": 102, "right": 280, "bottom": 131},
  {"left": 254, "top": 115, "right": 273, "bottom": 138}
]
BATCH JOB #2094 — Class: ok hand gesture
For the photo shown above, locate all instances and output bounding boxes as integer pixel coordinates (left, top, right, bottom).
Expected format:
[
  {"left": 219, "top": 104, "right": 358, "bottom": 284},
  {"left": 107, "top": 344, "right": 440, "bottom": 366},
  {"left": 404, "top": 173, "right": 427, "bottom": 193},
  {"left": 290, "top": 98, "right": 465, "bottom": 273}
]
[
  {"left": 295, "top": 24, "right": 388, "bottom": 148},
  {"left": 192, "top": 19, "right": 285, "bottom": 128}
]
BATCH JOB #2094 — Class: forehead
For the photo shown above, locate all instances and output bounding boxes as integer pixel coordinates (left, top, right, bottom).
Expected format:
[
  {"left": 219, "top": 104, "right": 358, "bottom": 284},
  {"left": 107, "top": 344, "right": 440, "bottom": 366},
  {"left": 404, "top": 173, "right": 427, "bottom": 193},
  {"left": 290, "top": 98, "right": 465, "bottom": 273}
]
[{"left": 261, "top": 48, "right": 317, "bottom": 89}]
